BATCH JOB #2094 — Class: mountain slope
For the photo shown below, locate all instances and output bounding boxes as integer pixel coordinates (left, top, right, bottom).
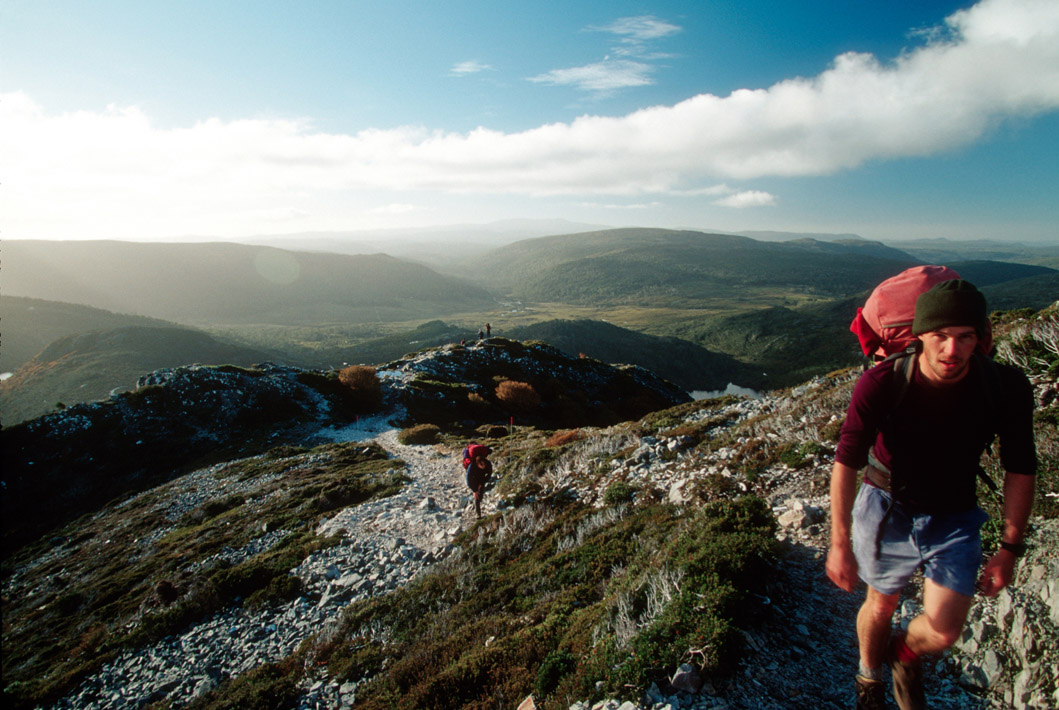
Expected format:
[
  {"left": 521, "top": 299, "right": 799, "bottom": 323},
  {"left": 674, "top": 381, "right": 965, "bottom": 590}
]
[
  {"left": 505, "top": 318, "right": 759, "bottom": 392},
  {"left": 888, "top": 238, "right": 1059, "bottom": 269},
  {"left": 0, "top": 296, "right": 178, "bottom": 374},
  {"left": 470, "top": 228, "right": 924, "bottom": 306},
  {"left": 4, "top": 240, "right": 497, "bottom": 325},
  {"left": 0, "top": 325, "right": 274, "bottom": 425}
]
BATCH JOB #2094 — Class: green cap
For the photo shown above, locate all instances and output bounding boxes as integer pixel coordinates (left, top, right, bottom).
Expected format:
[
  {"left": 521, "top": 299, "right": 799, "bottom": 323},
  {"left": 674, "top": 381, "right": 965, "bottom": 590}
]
[{"left": 912, "top": 279, "right": 988, "bottom": 336}]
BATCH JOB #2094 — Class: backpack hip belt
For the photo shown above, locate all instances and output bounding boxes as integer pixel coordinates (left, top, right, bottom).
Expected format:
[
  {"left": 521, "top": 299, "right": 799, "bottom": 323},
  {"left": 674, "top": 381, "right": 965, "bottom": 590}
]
[{"left": 863, "top": 461, "right": 891, "bottom": 492}]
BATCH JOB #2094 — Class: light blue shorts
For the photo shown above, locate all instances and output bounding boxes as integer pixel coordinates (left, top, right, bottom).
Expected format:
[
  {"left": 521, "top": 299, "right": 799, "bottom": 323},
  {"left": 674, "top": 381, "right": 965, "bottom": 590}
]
[{"left": 852, "top": 483, "right": 988, "bottom": 597}]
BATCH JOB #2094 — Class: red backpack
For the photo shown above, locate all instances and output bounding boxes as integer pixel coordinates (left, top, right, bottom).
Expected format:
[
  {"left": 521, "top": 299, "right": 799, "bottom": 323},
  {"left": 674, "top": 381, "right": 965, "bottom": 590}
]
[
  {"left": 462, "top": 443, "right": 491, "bottom": 468},
  {"left": 849, "top": 265, "right": 992, "bottom": 361}
]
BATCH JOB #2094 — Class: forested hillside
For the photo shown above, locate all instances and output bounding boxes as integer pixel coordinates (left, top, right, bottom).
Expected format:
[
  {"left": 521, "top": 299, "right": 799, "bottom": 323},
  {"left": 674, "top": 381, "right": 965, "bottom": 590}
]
[{"left": 469, "top": 229, "right": 924, "bottom": 305}]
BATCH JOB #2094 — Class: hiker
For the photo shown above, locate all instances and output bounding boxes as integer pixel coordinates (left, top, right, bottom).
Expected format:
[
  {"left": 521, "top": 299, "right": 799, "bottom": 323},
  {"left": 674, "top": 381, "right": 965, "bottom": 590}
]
[
  {"left": 486, "top": 322, "right": 491, "bottom": 337},
  {"left": 826, "top": 279, "right": 1037, "bottom": 710},
  {"left": 462, "top": 443, "right": 493, "bottom": 519},
  {"left": 478, "top": 328, "right": 485, "bottom": 340}
]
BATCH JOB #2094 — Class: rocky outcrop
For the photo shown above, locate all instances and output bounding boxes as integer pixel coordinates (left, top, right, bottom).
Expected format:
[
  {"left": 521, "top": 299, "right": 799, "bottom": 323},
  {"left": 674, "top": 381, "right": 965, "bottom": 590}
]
[
  {"left": 1, "top": 363, "right": 353, "bottom": 552},
  {"left": 381, "top": 337, "right": 691, "bottom": 428}
]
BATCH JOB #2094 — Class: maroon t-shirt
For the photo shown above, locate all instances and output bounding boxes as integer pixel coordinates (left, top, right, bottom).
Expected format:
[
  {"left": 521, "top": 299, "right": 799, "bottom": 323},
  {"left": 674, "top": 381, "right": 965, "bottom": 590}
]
[{"left": 836, "top": 356, "right": 1036, "bottom": 513}]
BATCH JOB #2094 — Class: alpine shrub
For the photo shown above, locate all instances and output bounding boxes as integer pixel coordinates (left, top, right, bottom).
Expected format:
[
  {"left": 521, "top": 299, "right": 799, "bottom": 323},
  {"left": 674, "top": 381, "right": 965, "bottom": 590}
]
[
  {"left": 338, "top": 365, "right": 383, "bottom": 412},
  {"left": 546, "top": 429, "right": 584, "bottom": 447},
  {"left": 603, "top": 481, "right": 636, "bottom": 505},
  {"left": 536, "top": 648, "right": 576, "bottom": 696},
  {"left": 495, "top": 380, "right": 541, "bottom": 413},
  {"left": 398, "top": 424, "right": 441, "bottom": 445}
]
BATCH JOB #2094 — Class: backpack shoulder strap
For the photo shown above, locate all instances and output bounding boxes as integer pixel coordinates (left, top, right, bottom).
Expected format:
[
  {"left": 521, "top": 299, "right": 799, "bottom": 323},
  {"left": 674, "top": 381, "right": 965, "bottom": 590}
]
[
  {"left": 972, "top": 354, "right": 1003, "bottom": 495},
  {"left": 890, "top": 349, "right": 917, "bottom": 410}
]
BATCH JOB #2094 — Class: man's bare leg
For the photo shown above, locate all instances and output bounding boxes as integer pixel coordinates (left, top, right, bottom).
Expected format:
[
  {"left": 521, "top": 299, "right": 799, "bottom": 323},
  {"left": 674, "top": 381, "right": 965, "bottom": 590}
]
[
  {"left": 904, "top": 579, "right": 974, "bottom": 655},
  {"left": 858, "top": 586, "right": 900, "bottom": 671}
]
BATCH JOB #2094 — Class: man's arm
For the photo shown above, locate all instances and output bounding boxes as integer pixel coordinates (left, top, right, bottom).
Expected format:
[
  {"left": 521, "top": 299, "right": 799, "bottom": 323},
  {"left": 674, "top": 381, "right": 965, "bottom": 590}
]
[
  {"left": 826, "top": 461, "right": 861, "bottom": 592},
  {"left": 978, "top": 472, "right": 1035, "bottom": 597}
]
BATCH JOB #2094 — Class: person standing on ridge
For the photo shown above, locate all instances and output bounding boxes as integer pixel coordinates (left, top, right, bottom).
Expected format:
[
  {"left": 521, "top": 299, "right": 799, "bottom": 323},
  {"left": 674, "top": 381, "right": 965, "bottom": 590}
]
[
  {"left": 462, "top": 442, "right": 493, "bottom": 519},
  {"left": 486, "top": 322, "right": 491, "bottom": 338},
  {"left": 826, "top": 280, "right": 1037, "bottom": 710}
]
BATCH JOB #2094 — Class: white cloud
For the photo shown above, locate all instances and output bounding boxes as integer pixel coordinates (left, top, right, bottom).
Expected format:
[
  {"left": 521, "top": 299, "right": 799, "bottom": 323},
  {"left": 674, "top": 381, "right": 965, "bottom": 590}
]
[
  {"left": 369, "top": 203, "right": 422, "bottom": 215},
  {"left": 593, "top": 16, "right": 681, "bottom": 43},
  {"left": 3, "top": 0, "right": 1058, "bottom": 238},
  {"left": 450, "top": 61, "right": 492, "bottom": 76},
  {"left": 673, "top": 184, "right": 736, "bottom": 197},
  {"left": 713, "top": 191, "right": 776, "bottom": 208},
  {"left": 578, "top": 201, "right": 663, "bottom": 210},
  {"left": 528, "top": 59, "right": 655, "bottom": 92},
  {"left": 534, "top": 14, "right": 680, "bottom": 93}
]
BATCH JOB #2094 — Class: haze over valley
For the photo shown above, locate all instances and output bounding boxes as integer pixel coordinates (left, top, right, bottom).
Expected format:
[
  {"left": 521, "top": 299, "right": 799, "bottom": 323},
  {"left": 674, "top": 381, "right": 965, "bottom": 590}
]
[{"left": 3, "top": 227, "right": 1057, "bottom": 425}]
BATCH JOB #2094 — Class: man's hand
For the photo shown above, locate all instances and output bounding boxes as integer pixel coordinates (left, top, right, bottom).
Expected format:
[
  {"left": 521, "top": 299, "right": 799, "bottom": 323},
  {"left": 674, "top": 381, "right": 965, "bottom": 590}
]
[
  {"left": 827, "top": 461, "right": 861, "bottom": 593},
  {"left": 977, "top": 549, "right": 1016, "bottom": 597},
  {"left": 826, "top": 542, "right": 860, "bottom": 592}
]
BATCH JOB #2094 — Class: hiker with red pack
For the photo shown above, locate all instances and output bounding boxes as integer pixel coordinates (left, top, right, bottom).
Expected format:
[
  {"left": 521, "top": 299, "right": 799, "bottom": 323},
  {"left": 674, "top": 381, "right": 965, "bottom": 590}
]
[
  {"left": 827, "top": 271, "right": 1037, "bottom": 710},
  {"left": 462, "top": 443, "right": 493, "bottom": 519}
]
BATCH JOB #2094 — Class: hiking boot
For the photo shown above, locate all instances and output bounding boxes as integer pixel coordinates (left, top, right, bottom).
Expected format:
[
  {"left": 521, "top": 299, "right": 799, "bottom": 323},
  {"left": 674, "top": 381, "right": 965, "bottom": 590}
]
[
  {"left": 888, "top": 635, "right": 925, "bottom": 710},
  {"left": 855, "top": 675, "right": 887, "bottom": 710}
]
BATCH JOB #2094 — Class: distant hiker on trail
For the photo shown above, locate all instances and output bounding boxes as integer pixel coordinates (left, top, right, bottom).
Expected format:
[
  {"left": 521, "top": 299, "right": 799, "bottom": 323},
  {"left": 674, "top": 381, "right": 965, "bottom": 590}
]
[
  {"left": 826, "top": 279, "right": 1037, "bottom": 710},
  {"left": 478, "top": 328, "right": 485, "bottom": 340},
  {"left": 462, "top": 443, "right": 493, "bottom": 519},
  {"left": 485, "top": 323, "right": 491, "bottom": 337}
]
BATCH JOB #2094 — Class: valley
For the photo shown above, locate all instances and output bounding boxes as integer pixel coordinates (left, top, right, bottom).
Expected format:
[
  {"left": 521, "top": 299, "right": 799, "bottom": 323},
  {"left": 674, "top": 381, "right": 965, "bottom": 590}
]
[{"left": 3, "top": 229, "right": 1056, "bottom": 426}]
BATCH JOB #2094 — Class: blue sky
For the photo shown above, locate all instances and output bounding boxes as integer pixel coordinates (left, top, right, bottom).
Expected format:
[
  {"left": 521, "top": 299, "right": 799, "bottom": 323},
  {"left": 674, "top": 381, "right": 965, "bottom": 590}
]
[{"left": 2, "top": 0, "right": 1058, "bottom": 243}]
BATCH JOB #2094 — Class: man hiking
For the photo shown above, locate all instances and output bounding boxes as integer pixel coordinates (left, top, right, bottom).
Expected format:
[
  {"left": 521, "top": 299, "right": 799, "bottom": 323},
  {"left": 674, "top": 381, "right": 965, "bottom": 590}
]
[
  {"left": 826, "top": 280, "right": 1037, "bottom": 710},
  {"left": 462, "top": 443, "right": 493, "bottom": 519}
]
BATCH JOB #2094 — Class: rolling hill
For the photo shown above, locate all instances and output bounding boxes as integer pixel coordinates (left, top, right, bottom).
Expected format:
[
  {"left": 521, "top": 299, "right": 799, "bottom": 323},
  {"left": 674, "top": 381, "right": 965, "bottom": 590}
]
[
  {"left": 471, "top": 228, "right": 1059, "bottom": 308},
  {"left": 3, "top": 240, "right": 497, "bottom": 325},
  {"left": 504, "top": 319, "right": 759, "bottom": 392},
  {"left": 468, "top": 228, "right": 928, "bottom": 305},
  {"left": 0, "top": 325, "right": 271, "bottom": 425},
  {"left": 1, "top": 296, "right": 176, "bottom": 374}
]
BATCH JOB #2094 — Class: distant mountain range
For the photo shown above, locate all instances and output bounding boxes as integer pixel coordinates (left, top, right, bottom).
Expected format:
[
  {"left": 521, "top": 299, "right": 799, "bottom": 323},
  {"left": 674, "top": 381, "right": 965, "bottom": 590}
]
[
  {"left": 4, "top": 240, "right": 496, "bottom": 325},
  {"left": 3, "top": 229, "right": 1056, "bottom": 425},
  {"left": 467, "top": 228, "right": 1054, "bottom": 307},
  {"left": 468, "top": 228, "right": 913, "bottom": 305}
]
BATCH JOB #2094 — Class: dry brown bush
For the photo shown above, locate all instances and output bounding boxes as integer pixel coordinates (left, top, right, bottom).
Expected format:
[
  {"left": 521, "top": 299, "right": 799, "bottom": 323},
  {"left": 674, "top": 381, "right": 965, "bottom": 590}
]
[
  {"left": 338, "top": 365, "right": 383, "bottom": 412},
  {"left": 546, "top": 429, "right": 584, "bottom": 447},
  {"left": 495, "top": 380, "right": 541, "bottom": 413},
  {"left": 398, "top": 424, "right": 441, "bottom": 445}
]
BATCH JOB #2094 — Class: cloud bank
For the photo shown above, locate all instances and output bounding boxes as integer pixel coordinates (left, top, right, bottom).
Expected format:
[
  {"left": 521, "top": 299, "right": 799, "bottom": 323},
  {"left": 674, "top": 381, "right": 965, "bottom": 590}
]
[{"left": 2, "top": 0, "right": 1057, "bottom": 237}]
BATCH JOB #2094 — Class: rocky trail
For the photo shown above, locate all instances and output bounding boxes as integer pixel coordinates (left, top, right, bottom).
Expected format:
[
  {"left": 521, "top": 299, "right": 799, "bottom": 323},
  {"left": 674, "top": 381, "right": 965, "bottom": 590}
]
[{"left": 36, "top": 398, "right": 1059, "bottom": 710}]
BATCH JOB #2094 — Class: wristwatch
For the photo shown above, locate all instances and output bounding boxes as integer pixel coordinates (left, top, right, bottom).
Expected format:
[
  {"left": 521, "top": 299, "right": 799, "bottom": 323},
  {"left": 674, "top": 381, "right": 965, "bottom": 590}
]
[{"left": 999, "top": 540, "right": 1027, "bottom": 557}]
